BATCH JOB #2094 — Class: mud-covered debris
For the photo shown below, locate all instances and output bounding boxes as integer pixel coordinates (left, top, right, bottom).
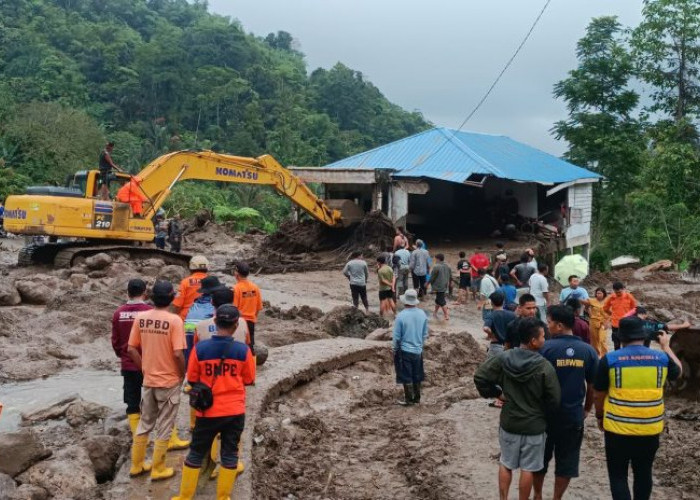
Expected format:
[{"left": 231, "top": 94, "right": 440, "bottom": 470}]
[
  {"left": 84, "top": 253, "right": 113, "bottom": 271},
  {"left": 15, "top": 275, "right": 62, "bottom": 305},
  {"left": 18, "top": 445, "right": 97, "bottom": 499},
  {"left": 66, "top": 401, "right": 111, "bottom": 428},
  {"left": 256, "top": 344, "right": 269, "bottom": 366},
  {"left": 322, "top": 306, "right": 389, "bottom": 338},
  {"left": 0, "top": 429, "right": 52, "bottom": 477},
  {"left": 14, "top": 483, "right": 49, "bottom": 500},
  {"left": 157, "top": 264, "right": 188, "bottom": 283},
  {"left": 365, "top": 327, "right": 392, "bottom": 341},
  {"left": 266, "top": 304, "right": 325, "bottom": 321},
  {"left": 0, "top": 282, "right": 21, "bottom": 306}
]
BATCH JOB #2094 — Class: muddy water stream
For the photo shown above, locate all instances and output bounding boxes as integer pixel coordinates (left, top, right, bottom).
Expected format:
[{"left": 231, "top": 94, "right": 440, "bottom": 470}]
[{"left": 0, "top": 370, "right": 122, "bottom": 431}]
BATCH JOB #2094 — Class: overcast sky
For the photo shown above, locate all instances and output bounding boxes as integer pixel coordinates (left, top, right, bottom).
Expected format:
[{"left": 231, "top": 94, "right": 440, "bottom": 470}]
[{"left": 209, "top": 0, "right": 643, "bottom": 156}]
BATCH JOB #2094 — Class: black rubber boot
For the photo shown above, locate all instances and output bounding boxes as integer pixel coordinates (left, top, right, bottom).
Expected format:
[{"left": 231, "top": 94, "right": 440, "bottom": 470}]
[
  {"left": 412, "top": 383, "right": 421, "bottom": 404},
  {"left": 398, "top": 384, "right": 415, "bottom": 405}
]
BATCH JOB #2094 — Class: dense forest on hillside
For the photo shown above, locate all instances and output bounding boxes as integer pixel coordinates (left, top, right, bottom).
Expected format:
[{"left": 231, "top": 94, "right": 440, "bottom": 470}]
[
  {"left": 555, "top": 1, "right": 700, "bottom": 266},
  {"left": 0, "top": 0, "right": 427, "bottom": 228}
]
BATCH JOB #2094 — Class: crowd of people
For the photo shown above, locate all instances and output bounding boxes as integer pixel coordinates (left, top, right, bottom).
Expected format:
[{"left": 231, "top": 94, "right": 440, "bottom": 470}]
[
  {"left": 342, "top": 231, "right": 687, "bottom": 500},
  {"left": 111, "top": 254, "right": 261, "bottom": 499}
]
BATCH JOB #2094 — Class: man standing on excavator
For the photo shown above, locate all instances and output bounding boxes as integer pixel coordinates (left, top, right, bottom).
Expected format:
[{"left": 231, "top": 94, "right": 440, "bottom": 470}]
[{"left": 98, "top": 142, "right": 123, "bottom": 200}]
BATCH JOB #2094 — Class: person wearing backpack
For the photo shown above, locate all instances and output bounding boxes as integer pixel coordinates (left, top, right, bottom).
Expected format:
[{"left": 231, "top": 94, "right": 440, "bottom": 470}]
[{"left": 172, "top": 304, "right": 256, "bottom": 500}]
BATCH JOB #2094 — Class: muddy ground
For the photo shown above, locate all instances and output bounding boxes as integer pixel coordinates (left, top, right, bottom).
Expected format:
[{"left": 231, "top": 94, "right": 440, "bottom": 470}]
[{"left": 1, "top": 225, "right": 700, "bottom": 499}]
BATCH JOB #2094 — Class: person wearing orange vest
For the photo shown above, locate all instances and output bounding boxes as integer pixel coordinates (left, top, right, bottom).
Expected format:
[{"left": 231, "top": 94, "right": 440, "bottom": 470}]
[
  {"left": 593, "top": 316, "right": 682, "bottom": 500},
  {"left": 232, "top": 262, "right": 262, "bottom": 355},
  {"left": 116, "top": 176, "right": 147, "bottom": 216},
  {"left": 172, "top": 255, "right": 209, "bottom": 321},
  {"left": 171, "top": 304, "right": 255, "bottom": 500},
  {"left": 603, "top": 281, "right": 637, "bottom": 350}
]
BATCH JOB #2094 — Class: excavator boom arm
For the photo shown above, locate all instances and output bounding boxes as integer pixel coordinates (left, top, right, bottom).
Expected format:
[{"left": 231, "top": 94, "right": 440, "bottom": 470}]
[{"left": 136, "top": 151, "right": 341, "bottom": 226}]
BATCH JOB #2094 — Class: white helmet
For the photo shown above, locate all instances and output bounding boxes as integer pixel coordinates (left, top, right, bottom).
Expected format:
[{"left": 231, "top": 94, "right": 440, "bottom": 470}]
[{"left": 189, "top": 255, "right": 209, "bottom": 271}]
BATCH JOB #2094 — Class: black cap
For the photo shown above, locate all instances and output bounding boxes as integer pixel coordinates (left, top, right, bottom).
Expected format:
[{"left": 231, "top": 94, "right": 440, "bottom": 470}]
[
  {"left": 216, "top": 304, "right": 240, "bottom": 323},
  {"left": 235, "top": 261, "right": 250, "bottom": 277},
  {"left": 197, "top": 276, "right": 225, "bottom": 295},
  {"left": 618, "top": 316, "right": 647, "bottom": 341},
  {"left": 152, "top": 280, "right": 174, "bottom": 297},
  {"left": 636, "top": 306, "right": 648, "bottom": 315}
]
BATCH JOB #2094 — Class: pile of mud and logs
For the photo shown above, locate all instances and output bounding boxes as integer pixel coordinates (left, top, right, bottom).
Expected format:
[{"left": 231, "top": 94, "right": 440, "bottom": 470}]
[{"left": 238, "top": 211, "right": 396, "bottom": 274}]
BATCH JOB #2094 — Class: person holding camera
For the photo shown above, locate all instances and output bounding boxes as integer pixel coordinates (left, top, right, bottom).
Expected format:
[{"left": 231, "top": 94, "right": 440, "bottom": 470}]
[
  {"left": 593, "top": 316, "right": 682, "bottom": 500},
  {"left": 172, "top": 304, "right": 255, "bottom": 500},
  {"left": 632, "top": 306, "right": 691, "bottom": 347}
]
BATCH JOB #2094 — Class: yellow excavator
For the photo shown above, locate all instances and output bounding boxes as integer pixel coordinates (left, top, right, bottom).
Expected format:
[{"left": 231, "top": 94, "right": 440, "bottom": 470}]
[{"left": 2, "top": 150, "right": 361, "bottom": 267}]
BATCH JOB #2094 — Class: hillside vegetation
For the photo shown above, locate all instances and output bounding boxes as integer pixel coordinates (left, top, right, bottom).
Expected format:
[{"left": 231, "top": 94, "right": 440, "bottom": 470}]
[{"left": 0, "top": 0, "right": 427, "bottom": 228}]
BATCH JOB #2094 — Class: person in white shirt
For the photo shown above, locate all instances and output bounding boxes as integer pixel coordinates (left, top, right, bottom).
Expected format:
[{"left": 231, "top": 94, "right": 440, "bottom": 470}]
[{"left": 528, "top": 263, "right": 550, "bottom": 321}]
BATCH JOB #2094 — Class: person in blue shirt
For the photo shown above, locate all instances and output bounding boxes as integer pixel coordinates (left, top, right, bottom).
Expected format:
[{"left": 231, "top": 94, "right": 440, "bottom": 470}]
[
  {"left": 533, "top": 304, "right": 598, "bottom": 500},
  {"left": 392, "top": 288, "right": 429, "bottom": 406},
  {"left": 559, "top": 275, "right": 589, "bottom": 304},
  {"left": 500, "top": 276, "right": 518, "bottom": 311}
]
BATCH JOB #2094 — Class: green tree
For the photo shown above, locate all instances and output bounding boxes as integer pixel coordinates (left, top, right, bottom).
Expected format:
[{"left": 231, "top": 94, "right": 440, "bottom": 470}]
[{"left": 631, "top": 0, "right": 700, "bottom": 121}]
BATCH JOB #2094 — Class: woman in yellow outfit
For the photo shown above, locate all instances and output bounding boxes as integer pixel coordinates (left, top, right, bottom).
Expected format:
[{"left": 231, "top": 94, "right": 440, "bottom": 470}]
[{"left": 588, "top": 287, "right": 610, "bottom": 357}]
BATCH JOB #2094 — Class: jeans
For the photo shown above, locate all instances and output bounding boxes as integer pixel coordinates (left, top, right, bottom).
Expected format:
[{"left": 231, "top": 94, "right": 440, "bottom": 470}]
[
  {"left": 412, "top": 273, "right": 427, "bottom": 297},
  {"left": 605, "top": 431, "right": 659, "bottom": 500}
]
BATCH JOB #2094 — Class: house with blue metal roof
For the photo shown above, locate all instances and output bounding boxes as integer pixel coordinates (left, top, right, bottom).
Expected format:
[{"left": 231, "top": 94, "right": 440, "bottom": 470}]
[{"left": 292, "top": 127, "right": 600, "bottom": 252}]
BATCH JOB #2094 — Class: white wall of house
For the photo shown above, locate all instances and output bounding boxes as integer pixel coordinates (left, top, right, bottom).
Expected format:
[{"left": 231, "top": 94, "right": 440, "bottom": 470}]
[
  {"left": 566, "top": 183, "right": 593, "bottom": 249},
  {"left": 483, "top": 178, "right": 538, "bottom": 218}
]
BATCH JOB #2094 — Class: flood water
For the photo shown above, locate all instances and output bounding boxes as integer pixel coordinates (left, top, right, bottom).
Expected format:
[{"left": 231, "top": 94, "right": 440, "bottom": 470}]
[{"left": 0, "top": 370, "right": 123, "bottom": 431}]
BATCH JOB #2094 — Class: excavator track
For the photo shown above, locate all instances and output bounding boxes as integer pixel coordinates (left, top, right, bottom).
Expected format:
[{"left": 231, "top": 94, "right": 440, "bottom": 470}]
[{"left": 18, "top": 242, "right": 191, "bottom": 268}]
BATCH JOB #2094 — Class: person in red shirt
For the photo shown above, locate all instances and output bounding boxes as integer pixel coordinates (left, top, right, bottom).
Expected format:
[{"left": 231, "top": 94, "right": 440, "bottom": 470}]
[
  {"left": 232, "top": 262, "right": 263, "bottom": 354},
  {"left": 469, "top": 253, "right": 490, "bottom": 301},
  {"left": 111, "top": 279, "right": 152, "bottom": 436},
  {"left": 603, "top": 282, "right": 637, "bottom": 350},
  {"left": 172, "top": 304, "right": 255, "bottom": 500},
  {"left": 172, "top": 255, "right": 209, "bottom": 321}
]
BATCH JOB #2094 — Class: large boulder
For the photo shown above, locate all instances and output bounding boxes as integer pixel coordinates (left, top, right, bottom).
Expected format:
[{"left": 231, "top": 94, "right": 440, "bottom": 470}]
[
  {"left": 84, "top": 252, "right": 113, "bottom": 271},
  {"left": 13, "top": 484, "right": 49, "bottom": 500},
  {"left": 17, "top": 445, "right": 97, "bottom": 499},
  {"left": 82, "top": 435, "right": 122, "bottom": 482},
  {"left": 0, "top": 473, "right": 17, "bottom": 498},
  {"left": 158, "top": 264, "right": 188, "bottom": 283},
  {"left": 0, "top": 430, "right": 52, "bottom": 477},
  {"left": 21, "top": 395, "right": 80, "bottom": 424},
  {"left": 65, "top": 400, "right": 111, "bottom": 428},
  {"left": 322, "top": 306, "right": 389, "bottom": 339},
  {"left": 14, "top": 275, "right": 58, "bottom": 305},
  {"left": 0, "top": 282, "right": 21, "bottom": 306},
  {"left": 255, "top": 343, "right": 269, "bottom": 366}
]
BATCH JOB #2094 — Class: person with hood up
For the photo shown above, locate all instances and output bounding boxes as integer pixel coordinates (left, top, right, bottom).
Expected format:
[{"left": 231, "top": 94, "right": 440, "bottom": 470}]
[{"left": 474, "top": 317, "right": 561, "bottom": 500}]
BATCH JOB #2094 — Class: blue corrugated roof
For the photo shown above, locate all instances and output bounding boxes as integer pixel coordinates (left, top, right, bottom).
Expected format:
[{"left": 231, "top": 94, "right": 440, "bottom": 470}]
[{"left": 324, "top": 127, "right": 601, "bottom": 184}]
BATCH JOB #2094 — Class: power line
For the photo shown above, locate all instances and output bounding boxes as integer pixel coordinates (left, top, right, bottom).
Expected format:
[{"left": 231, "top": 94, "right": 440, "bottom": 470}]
[{"left": 419, "top": 0, "right": 554, "bottom": 164}]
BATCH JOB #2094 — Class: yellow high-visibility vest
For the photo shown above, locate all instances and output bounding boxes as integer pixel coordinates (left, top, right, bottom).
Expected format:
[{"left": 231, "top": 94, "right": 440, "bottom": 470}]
[{"left": 603, "top": 346, "right": 669, "bottom": 436}]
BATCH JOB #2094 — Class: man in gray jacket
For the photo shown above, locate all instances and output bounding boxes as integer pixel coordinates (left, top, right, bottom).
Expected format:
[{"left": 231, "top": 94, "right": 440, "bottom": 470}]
[
  {"left": 474, "top": 317, "right": 561, "bottom": 500},
  {"left": 409, "top": 239, "right": 430, "bottom": 299},
  {"left": 343, "top": 251, "right": 369, "bottom": 312},
  {"left": 428, "top": 253, "right": 452, "bottom": 321}
]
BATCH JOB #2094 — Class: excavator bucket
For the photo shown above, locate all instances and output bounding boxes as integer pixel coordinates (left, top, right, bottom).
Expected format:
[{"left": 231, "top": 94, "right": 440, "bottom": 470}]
[
  {"left": 668, "top": 326, "right": 700, "bottom": 400},
  {"left": 324, "top": 199, "right": 365, "bottom": 227}
]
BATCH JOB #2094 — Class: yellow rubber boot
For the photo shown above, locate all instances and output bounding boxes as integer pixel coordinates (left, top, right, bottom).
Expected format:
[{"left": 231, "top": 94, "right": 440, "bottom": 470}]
[
  {"left": 129, "top": 435, "right": 152, "bottom": 477},
  {"left": 171, "top": 465, "right": 200, "bottom": 500},
  {"left": 216, "top": 465, "right": 242, "bottom": 500},
  {"left": 168, "top": 426, "right": 191, "bottom": 451},
  {"left": 150, "top": 439, "right": 175, "bottom": 481},
  {"left": 189, "top": 407, "right": 197, "bottom": 431},
  {"left": 127, "top": 413, "right": 140, "bottom": 437},
  {"left": 209, "top": 435, "right": 221, "bottom": 480}
]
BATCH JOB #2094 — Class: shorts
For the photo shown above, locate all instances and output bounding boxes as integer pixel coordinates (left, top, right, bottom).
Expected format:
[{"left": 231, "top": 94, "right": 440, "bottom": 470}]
[
  {"left": 379, "top": 290, "right": 394, "bottom": 301},
  {"left": 470, "top": 278, "right": 481, "bottom": 292},
  {"left": 435, "top": 291, "right": 447, "bottom": 306},
  {"left": 539, "top": 424, "right": 584, "bottom": 478},
  {"left": 98, "top": 171, "right": 114, "bottom": 187},
  {"left": 137, "top": 384, "right": 181, "bottom": 440},
  {"left": 394, "top": 349, "right": 425, "bottom": 384},
  {"left": 499, "top": 427, "right": 546, "bottom": 472},
  {"left": 487, "top": 343, "right": 504, "bottom": 358},
  {"left": 459, "top": 275, "right": 471, "bottom": 290},
  {"left": 187, "top": 414, "right": 245, "bottom": 469}
]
